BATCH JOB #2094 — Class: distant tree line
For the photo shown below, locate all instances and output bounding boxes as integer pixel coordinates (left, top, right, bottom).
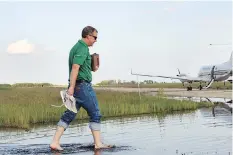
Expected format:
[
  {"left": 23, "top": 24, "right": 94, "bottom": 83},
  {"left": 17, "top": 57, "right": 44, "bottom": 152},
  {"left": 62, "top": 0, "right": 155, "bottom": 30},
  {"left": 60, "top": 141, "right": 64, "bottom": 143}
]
[
  {"left": 0, "top": 84, "right": 11, "bottom": 87},
  {"left": 0, "top": 83, "right": 53, "bottom": 88},
  {"left": 97, "top": 79, "right": 158, "bottom": 85}
]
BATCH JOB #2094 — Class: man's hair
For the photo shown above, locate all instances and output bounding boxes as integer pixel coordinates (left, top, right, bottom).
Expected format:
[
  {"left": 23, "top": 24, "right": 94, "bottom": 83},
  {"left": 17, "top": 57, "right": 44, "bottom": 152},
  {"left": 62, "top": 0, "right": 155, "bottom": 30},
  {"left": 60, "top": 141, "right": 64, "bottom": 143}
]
[{"left": 82, "top": 26, "right": 98, "bottom": 38}]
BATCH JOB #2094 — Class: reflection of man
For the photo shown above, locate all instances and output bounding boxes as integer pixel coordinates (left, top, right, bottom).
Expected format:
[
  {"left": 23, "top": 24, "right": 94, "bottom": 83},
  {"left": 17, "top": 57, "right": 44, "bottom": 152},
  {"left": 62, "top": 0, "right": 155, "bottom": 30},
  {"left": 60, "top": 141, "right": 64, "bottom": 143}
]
[
  {"left": 50, "top": 26, "right": 113, "bottom": 150},
  {"left": 51, "top": 147, "right": 102, "bottom": 155},
  {"left": 94, "top": 149, "right": 101, "bottom": 155},
  {"left": 52, "top": 152, "right": 61, "bottom": 155}
]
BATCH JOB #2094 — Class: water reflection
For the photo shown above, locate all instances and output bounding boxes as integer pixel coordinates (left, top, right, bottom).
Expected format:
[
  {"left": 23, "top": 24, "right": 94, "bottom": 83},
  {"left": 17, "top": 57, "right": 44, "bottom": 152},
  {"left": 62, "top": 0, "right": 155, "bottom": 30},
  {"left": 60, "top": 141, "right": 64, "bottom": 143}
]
[
  {"left": 0, "top": 106, "right": 231, "bottom": 155},
  {"left": 167, "top": 96, "right": 232, "bottom": 112},
  {"left": 167, "top": 96, "right": 232, "bottom": 103}
]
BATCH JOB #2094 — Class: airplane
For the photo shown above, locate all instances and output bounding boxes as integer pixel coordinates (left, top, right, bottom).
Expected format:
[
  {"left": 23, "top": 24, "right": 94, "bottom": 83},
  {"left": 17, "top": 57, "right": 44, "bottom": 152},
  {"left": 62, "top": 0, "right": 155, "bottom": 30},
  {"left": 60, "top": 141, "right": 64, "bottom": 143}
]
[
  {"left": 226, "top": 76, "right": 232, "bottom": 83},
  {"left": 176, "top": 69, "right": 232, "bottom": 86},
  {"left": 131, "top": 52, "right": 232, "bottom": 91}
]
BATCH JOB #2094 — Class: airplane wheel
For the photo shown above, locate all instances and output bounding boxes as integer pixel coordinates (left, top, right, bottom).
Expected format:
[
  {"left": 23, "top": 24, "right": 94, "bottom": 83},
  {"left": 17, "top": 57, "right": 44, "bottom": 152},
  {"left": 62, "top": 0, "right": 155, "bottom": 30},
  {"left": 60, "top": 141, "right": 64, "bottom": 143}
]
[{"left": 187, "top": 86, "right": 192, "bottom": 91}]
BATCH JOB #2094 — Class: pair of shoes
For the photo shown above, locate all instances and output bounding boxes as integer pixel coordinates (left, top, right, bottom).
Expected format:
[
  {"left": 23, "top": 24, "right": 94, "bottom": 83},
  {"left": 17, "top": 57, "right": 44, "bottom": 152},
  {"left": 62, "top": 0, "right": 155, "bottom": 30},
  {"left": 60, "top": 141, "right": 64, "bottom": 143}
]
[
  {"left": 51, "top": 90, "right": 77, "bottom": 113},
  {"left": 94, "top": 143, "right": 115, "bottom": 149},
  {"left": 60, "top": 90, "right": 77, "bottom": 113}
]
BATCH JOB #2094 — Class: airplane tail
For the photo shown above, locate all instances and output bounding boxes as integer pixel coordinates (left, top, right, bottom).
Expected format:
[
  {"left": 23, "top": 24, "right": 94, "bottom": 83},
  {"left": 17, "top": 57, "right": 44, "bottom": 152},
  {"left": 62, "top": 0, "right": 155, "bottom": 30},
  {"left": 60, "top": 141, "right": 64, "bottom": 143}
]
[
  {"left": 225, "top": 52, "right": 232, "bottom": 65},
  {"left": 176, "top": 68, "right": 187, "bottom": 77},
  {"left": 176, "top": 68, "right": 180, "bottom": 76}
]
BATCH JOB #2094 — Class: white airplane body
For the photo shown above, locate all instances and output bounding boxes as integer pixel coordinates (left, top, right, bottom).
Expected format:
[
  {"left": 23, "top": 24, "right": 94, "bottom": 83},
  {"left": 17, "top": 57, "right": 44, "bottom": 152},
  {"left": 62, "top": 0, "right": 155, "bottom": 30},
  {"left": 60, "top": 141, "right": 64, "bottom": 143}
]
[{"left": 131, "top": 52, "right": 232, "bottom": 91}]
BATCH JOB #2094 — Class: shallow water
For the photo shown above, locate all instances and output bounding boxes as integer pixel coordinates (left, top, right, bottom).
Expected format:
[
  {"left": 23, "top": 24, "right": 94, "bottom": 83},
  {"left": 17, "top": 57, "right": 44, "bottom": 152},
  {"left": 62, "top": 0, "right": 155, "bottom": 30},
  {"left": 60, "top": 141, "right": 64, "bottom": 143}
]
[
  {"left": 0, "top": 106, "right": 232, "bottom": 155},
  {"left": 166, "top": 96, "right": 232, "bottom": 104},
  {"left": 167, "top": 96, "right": 232, "bottom": 111}
]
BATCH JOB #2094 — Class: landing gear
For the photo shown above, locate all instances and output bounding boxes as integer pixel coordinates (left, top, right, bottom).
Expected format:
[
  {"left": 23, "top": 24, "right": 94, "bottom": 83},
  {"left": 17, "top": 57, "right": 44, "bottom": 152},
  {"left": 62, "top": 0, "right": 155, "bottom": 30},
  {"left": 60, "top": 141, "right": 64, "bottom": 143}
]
[
  {"left": 199, "top": 82, "right": 203, "bottom": 90},
  {"left": 187, "top": 82, "right": 193, "bottom": 91},
  {"left": 187, "top": 86, "right": 192, "bottom": 91},
  {"left": 216, "top": 81, "right": 219, "bottom": 90}
]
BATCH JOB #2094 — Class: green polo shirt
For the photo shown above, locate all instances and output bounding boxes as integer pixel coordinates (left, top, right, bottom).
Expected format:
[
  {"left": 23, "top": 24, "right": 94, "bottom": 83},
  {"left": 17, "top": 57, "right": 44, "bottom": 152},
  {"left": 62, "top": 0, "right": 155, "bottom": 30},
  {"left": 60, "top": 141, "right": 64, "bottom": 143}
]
[{"left": 68, "top": 39, "right": 92, "bottom": 82}]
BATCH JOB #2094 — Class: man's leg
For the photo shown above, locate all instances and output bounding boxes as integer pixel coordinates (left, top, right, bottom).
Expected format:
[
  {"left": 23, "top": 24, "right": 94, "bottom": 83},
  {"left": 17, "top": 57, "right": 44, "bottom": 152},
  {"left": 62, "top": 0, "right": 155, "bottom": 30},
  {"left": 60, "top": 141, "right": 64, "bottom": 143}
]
[
  {"left": 50, "top": 126, "right": 65, "bottom": 150},
  {"left": 80, "top": 83, "right": 112, "bottom": 149},
  {"left": 89, "top": 117, "right": 113, "bottom": 149},
  {"left": 50, "top": 109, "right": 77, "bottom": 150},
  {"left": 89, "top": 111, "right": 113, "bottom": 149},
  {"left": 89, "top": 115, "right": 102, "bottom": 147},
  {"left": 91, "top": 130, "right": 101, "bottom": 145}
]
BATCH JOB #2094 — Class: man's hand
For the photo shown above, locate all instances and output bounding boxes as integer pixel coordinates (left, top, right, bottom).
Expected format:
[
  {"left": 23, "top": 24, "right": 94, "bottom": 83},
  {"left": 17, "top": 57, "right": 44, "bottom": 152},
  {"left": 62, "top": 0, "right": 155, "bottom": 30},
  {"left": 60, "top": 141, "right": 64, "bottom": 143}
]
[
  {"left": 67, "top": 86, "right": 75, "bottom": 96},
  {"left": 93, "top": 66, "right": 99, "bottom": 72},
  {"left": 69, "top": 64, "right": 80, "bottom": 96}
]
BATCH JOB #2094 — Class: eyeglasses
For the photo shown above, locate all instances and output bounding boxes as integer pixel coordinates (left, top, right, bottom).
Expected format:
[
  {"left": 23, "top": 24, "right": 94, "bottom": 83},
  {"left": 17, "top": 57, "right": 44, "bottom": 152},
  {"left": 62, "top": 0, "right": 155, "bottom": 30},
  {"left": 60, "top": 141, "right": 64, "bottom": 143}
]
[{"left": 89, "top": 35, "right": 97, "bottom": 40}]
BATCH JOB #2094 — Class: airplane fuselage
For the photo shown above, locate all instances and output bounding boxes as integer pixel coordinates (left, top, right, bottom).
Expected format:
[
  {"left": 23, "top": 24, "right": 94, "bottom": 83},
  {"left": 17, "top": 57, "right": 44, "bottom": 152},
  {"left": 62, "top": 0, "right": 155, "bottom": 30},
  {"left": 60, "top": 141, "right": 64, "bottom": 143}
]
[
  {"left": 131, "top": 52, "right": 232, "bottom": 90},
  {"left": 197, "top": 60, "right": 232, "bottom": 82}
]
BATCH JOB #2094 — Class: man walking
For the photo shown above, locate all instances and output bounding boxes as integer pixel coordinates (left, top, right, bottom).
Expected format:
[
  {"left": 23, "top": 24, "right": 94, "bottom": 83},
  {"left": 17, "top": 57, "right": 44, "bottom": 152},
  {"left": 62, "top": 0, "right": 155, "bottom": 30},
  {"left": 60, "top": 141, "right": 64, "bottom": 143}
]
[{"left": 50, "top": 26, "right": 112, "bottom": 151}]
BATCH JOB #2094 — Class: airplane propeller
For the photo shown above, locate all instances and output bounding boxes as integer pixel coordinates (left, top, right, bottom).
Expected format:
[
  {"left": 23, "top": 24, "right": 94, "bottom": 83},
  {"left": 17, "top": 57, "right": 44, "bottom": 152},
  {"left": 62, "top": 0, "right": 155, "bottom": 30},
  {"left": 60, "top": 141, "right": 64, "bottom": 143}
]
[
  {"left": 177, "top": 68, "right": 185, "bottom": 86},
  {"left": 177, "top": 68, "right": 181, "bottom": 77},
  {"left": 176, "top": 68, "right": 184, "bottom": 86}
]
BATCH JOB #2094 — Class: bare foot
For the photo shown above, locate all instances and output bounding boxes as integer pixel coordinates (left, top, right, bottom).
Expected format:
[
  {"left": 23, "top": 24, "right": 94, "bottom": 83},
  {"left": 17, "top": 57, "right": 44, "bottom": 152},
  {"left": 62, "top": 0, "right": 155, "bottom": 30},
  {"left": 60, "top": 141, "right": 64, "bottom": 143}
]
[
  {"left": 94, "top": 143, "right": 114, "bottom": 149},
  {"left": 50, "top": 143, "right": 64, "bottom": 151}
]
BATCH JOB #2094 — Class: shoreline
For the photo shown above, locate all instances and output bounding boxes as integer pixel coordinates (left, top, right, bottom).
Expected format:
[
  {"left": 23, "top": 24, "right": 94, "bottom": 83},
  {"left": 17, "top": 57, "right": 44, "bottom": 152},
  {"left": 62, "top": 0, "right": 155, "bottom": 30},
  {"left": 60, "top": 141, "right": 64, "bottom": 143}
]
[{"left": 94, "top": 87, "right": 232, "bottom": 99}]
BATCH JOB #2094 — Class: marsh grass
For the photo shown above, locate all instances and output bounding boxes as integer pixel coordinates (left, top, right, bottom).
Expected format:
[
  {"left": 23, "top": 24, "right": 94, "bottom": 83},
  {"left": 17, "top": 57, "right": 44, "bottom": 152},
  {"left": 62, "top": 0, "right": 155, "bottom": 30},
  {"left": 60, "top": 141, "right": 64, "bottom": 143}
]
[
  {"left": 97, "top": 81, "right": 232, "bottom": 89},
  {"left": 0, "top": 87, "right": 212, "bottom": 129}
]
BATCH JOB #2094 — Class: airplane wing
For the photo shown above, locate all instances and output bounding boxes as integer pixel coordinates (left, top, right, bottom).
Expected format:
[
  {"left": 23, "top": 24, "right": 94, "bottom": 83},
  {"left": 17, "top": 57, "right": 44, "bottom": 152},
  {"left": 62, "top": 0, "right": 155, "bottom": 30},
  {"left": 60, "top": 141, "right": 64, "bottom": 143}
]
[{"left": 131, "top": 71, "right": 204, "bottom": 82}]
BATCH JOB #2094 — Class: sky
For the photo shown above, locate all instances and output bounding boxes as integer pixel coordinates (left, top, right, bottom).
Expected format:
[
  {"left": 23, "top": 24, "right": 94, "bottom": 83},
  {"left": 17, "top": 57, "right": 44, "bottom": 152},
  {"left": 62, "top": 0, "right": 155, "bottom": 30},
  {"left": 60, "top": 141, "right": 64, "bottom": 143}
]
[{"left": 0, "top": 1, "right": 232, "bottom": 85}]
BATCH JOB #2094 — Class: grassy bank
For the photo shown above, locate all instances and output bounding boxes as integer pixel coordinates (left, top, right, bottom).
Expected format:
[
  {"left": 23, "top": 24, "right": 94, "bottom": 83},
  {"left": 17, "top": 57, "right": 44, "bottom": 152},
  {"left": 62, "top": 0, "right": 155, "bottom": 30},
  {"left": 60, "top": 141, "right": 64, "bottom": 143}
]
[
  {"left": 96, "top": 81, "right": 232, "bottom": 90},
  {"left": 1, "top": 81, "right": 231, "bottom": 90},
  {"left": 0, "top": 87, "right": 212, "bottom": 129}
]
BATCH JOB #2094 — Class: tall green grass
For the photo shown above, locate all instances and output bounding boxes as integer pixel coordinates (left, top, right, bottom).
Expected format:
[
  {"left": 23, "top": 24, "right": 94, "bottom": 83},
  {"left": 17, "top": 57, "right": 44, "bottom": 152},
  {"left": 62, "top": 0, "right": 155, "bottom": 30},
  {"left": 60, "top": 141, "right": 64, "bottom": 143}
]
[
  {"left": 1, "top": 81, "right": 231, "bottom": 89},
  {"left": 97, "top": 81, "right": 232, "bottom": 89},
  {"left": 0, "top": 87, "right": 212, "bottom": 129}
]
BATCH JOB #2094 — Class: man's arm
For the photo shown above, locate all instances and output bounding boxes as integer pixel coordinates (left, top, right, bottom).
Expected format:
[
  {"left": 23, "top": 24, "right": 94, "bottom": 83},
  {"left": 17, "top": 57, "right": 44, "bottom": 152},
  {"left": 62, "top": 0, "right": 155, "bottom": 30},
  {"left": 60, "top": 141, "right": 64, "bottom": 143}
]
[
  {"left": 68, "top": 64, "right": 80, "bottom": 95},
  {"left": 68, "top": 46, "right": 87, "bottom": 95}
]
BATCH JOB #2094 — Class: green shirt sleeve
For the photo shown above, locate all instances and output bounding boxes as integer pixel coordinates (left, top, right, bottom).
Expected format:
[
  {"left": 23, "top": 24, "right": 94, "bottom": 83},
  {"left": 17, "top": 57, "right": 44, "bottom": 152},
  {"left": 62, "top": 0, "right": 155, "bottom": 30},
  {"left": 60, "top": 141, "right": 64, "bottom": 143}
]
[{"left": 73, "top": 47, "right": 87, "bottom": 65}]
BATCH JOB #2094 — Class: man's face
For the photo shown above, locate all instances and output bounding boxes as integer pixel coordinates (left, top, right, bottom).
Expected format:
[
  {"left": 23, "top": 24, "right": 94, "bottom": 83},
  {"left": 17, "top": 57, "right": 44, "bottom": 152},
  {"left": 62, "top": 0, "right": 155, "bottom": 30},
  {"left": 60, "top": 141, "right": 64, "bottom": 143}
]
[{"left": 87, "top": 31, "right": 98, "bottom": 46}]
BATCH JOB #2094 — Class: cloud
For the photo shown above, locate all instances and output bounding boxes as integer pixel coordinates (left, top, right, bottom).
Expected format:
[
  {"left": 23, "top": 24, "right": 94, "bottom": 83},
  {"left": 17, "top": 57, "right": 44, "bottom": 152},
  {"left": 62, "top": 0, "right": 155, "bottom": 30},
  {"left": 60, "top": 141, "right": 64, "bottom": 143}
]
[{"left": 7, "top": 39, "right": 35, "bottom": 54}]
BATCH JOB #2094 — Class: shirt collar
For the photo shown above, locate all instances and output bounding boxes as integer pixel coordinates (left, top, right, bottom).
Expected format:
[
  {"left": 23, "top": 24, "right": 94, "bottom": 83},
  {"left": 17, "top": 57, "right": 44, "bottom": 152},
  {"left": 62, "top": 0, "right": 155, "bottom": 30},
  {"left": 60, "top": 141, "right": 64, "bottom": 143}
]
[{"left": 79, "top": 39, "right": 88, "bottom": 48}]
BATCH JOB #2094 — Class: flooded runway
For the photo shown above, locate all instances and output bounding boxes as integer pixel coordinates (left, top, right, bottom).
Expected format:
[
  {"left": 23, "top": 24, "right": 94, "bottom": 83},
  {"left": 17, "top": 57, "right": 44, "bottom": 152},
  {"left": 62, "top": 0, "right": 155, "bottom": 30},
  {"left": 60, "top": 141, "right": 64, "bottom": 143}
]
[{"left": 0, "top": 104, "right": 232, "bottom": 155}]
